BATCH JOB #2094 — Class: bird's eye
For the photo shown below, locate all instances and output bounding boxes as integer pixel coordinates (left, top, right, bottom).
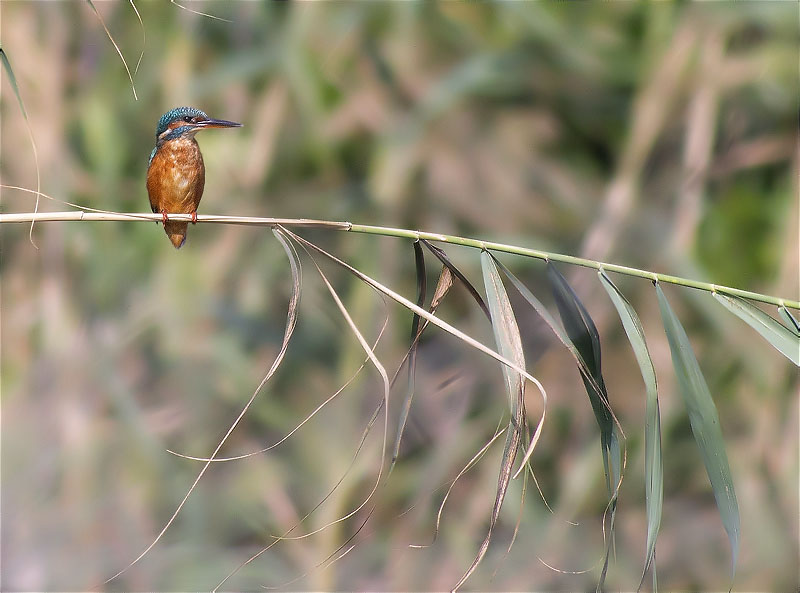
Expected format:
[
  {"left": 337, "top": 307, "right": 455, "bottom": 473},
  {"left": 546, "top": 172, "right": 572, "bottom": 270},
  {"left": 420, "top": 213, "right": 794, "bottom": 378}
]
[{"left": 183, "top": 116, "right": 193, "bottom": 123}]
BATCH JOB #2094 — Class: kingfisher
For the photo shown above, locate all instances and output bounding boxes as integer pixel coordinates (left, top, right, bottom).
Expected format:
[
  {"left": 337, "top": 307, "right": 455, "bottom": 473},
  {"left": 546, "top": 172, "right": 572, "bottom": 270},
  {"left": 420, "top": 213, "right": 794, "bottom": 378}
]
[{"left": 146, "top": 106, "right": 242, "bottom": 248}]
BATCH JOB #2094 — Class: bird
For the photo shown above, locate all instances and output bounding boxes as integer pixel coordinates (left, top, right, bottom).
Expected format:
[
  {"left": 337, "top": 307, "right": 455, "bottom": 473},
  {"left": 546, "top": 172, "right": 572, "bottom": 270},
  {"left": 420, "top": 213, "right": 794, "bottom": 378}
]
[{"left": 146, "top": 106, "right": 242, "bottom": 248}]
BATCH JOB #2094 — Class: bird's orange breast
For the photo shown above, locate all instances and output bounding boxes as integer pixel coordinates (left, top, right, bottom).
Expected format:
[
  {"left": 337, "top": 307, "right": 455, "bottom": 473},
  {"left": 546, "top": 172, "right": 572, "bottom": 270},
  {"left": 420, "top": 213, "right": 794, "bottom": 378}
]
[{"left": 146, "top": 137, "right": 206, "bottom": 215}]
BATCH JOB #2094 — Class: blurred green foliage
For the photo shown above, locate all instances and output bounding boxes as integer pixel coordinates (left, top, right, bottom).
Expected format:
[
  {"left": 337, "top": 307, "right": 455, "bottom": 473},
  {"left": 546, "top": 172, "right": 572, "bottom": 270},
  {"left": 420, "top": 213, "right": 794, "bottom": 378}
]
[{"left": 1, "top": 2, "right": 797, "bottom": 591}]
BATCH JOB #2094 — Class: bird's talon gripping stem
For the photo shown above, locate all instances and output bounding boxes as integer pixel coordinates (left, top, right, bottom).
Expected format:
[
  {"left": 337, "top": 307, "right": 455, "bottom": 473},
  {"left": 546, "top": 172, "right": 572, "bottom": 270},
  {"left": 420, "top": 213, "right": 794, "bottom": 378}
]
[
  {"left": 161, "top": 210, "right": 168, "bottom": 226},
  {"left": 191, "top": 211, "right": 197, "bottom": 225}
]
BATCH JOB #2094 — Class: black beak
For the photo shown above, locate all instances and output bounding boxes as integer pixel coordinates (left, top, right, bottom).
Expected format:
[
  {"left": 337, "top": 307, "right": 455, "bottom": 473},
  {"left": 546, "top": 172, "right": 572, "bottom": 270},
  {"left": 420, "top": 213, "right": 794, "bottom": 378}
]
[{"left": 195, "top": 117, "right": 242, "bottom": 129}]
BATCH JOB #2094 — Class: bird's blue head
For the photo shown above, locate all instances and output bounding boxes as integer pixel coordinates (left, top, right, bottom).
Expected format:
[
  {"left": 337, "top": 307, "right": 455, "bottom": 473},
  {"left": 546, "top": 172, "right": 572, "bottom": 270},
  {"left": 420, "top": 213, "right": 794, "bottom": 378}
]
[{"left": 150, "top": 106, "right": 242, "bottom": 164}]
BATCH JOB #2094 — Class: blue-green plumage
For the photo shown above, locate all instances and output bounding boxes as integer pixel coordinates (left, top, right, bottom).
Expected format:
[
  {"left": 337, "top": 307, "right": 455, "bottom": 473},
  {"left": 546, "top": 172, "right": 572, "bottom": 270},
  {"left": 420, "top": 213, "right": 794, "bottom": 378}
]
[
  {"left": 146, "top": 106, "right": 241, "bottom": 248},
  {"left": 149, "top": 107, "right": 212, "bottom": 165}
]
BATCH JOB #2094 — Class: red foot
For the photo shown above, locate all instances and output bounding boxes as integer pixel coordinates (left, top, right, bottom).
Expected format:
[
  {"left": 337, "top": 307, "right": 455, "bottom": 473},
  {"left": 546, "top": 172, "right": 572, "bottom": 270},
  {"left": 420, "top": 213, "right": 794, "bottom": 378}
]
[
  {"left": 161, "top": 210, "right": 168, "bottom": 226},
  {"left": 191, "top": 211, "right": 197, "bottom": 225}
]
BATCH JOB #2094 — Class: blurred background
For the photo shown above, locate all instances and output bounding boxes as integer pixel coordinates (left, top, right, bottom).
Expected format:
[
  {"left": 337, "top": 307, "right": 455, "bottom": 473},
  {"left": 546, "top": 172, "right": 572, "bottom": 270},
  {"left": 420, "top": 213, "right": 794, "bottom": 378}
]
[{"left": 1, "top": 2, "right": 797, "bottom": 591}]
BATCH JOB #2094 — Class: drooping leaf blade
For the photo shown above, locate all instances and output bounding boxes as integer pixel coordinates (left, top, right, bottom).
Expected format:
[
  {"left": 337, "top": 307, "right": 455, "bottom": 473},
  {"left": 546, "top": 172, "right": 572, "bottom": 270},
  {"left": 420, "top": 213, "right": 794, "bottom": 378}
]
[
  {"left": 450, "top": 251, "right": 528, "bottom": 591},
  {"left": 0, "top": 47, "right": 29, "bottom": 118},
  {"left": 599, "top": 271, "right": 662, "bottom": 589},
  {"left": 714, "top": 293, "right": 800, "bottom": 366},
  {"left": 546, "top": 264, "right": 618, "bottom": 477},
  {"left": 391, "top": 240, "right": 428, "bottom": 466},
  {"left": 656, "top": 283, "right": 740, "bottom": 583},
  {"left": 481, "top": 251, "right": 525, "bottom": 416},
  {"left": 547, "top": 262, "right": 620, "bottom": 590}
]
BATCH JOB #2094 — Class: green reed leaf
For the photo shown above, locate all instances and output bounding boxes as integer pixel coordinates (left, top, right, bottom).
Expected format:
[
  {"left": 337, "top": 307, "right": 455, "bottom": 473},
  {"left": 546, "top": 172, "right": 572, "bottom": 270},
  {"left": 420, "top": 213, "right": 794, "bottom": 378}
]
[
  {"left": 656, "top": 283, "right": 740, "bottom": 584},
  {"left": 547, "top": 264, "right": 617, "bottom": 479},
  {"left": 714, "top": 293, "right": 800, "bottom": 366},
  {"left": 449, "top": 251, "right": 528, "bottom": 591},
  {"left": 0, "top": 48, "right": 28, "bottom": 118},
  {"left": 599, "top": 271, "right": 662, "bottom": 589},
  {"left": 547, "top": 262, "right": 620, "bottom": 590},
  {"left": 392, "top": 240, "right": 428, "bottom": 467},
  {"left": 481, "top": 252, "right": 525, "bottom": 416}
]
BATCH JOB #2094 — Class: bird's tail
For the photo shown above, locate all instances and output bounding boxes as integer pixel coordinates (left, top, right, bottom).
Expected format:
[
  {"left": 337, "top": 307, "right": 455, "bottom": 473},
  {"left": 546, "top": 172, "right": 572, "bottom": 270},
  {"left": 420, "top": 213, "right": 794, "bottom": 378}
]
[{"left": 164, "top": 221, "right": 188, "bottom": 249}]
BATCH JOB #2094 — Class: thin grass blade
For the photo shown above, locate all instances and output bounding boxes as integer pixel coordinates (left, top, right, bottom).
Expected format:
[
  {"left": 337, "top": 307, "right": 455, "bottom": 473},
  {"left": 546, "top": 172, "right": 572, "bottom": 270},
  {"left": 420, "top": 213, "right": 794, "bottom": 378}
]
[
  {"left": 0, "top": 47, "right": 42, "bottom": 247},
  {"left": 169, "top": 0, "right": 233, "bottom": 22},
  {"left": 714, "top": 293, "right": 800, "bottom": 366},
  {"left": 85, "top": 0, "right": 139, "bottom": 99},
  {"left": 656, "top": 283, "right": 740, "bottom": 583},
  {"left": 101, "top": 227, "right": 302, "bottom": 585},
  {"left": 127, "top": 0, "right": 146, "bottom": 76},
  {"left": 599, "top": 271, "right": 662, "bottom": 588},
  {"left": 215, "top": 346, "right": 390, "bottom": 590},
  {"left": 299, "top": 246, "right": 392, "bottom": 534},
  {"left": 416, "top": 426, "right": 508, "bottom": 551}
]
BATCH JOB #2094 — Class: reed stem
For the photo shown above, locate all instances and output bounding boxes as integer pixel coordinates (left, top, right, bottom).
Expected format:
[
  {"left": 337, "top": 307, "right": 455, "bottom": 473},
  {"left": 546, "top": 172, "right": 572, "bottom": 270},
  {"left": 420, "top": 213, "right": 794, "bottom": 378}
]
[{"left": 2, "top": 211, "right": 797, "bottom": 310}]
